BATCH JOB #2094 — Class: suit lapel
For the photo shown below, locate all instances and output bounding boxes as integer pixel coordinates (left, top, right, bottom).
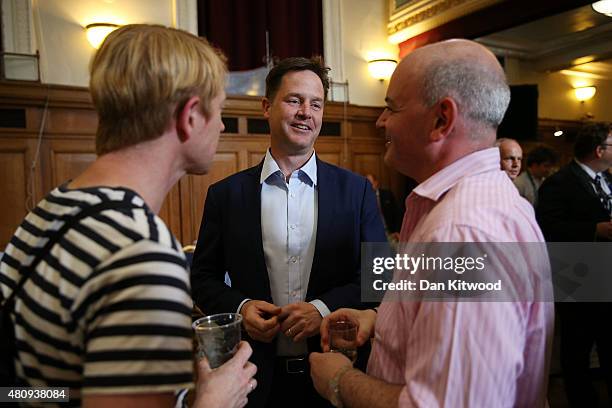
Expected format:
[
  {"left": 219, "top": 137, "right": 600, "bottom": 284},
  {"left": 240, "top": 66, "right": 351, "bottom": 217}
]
[
  {"left": 309, "top": 159, "right": 336, "bottom": 294},
  {"left": 242, "top": 162, "right": 272, "bottom": 299},
  {"left": 569, "top": 161, "right": 600, "bottom": 200}
]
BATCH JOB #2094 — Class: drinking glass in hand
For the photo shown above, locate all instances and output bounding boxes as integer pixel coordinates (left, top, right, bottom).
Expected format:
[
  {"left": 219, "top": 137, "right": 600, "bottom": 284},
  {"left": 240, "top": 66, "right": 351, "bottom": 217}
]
[
  {"left": 193, "top": 313, "right": 242, "bottom": 368},
  {"left": 329, "top": 320, "right": 358, "bottom": 363}
]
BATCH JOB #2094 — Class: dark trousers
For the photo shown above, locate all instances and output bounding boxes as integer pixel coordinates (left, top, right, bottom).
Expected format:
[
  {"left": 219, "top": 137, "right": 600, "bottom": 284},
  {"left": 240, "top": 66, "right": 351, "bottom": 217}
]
[
  {"left": 559, "top": 303, "right": 612, "bottom": 407},
  {"left": 263, "top": 356, "right": 333, "bottom": 408}
]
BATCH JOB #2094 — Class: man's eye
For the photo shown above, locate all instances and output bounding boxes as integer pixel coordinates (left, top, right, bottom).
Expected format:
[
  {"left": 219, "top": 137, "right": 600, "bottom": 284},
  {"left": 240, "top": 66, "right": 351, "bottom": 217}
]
[
  {"left": 287, "top": 99, "right": 299, "bottom": 104},
  {"left": 312, "top": 103, "right": 322, "bottom": 110}
]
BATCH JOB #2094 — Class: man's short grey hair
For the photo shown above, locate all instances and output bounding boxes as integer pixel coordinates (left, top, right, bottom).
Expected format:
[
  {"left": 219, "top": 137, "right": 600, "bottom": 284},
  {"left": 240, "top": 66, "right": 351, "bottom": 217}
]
[
  {"left": 422, "top": 59, "right": 510, "bottom": 128},
  {"left": 494, "top": 137, "right": 518, "bottom": 147}
]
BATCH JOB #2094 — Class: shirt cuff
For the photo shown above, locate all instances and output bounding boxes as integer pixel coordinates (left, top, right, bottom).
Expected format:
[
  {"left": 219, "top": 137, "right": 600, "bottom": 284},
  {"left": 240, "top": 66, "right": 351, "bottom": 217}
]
[
  {"left": 309, "top": 299, "right": 331, "bottom": 318},
  {"left": 237, "top": 298, "right": 251, "bottom": 314}
]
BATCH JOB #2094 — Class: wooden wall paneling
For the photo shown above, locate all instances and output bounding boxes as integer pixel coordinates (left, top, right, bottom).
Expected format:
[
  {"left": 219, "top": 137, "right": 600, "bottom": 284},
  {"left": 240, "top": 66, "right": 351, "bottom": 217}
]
[
  {"left": 248, "top": 149, "right": 267, "bottom": 167},
  {"left": 0, "top": 84, "right": 394, "bottom": 250},
  {"left": 43, "top": 108, "right": 98, "bottom": 135},
  {"left": 46, "top": 139, "right": 96, "bottom": 189},
  {"left": 314, "top": 138, "right": 344, "bottom": 167},
  {"left": 180, "top": 150, "right": 241, "bottom": 245},
  {"left": 158, "top": 184, "right": 182, "bottom": 244},
  {"left": 0, "top": 138, "right": 42, "bottom": 249},
  {"left": 352, "top": 152, "right": 383, "bottom": 179}
]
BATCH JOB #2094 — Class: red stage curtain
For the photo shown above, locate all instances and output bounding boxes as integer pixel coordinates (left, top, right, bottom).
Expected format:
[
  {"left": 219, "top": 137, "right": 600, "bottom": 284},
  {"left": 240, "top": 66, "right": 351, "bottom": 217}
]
[{"left": 198, "top": 0, "right": 323, "bottom": 71}]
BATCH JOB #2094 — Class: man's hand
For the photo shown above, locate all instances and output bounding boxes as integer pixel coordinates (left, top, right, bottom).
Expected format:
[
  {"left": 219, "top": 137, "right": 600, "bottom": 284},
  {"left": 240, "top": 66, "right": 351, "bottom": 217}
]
[
  {"left": 194, "top": 341, "right": 258, "bottom": 408},
  {"left": 241, "top": 300, "right": 282, "bottom": 343},
  {"left": 278, "top": 302, "right": 323, "bottom": 342},
  {"left": 596, "top": 221, "right": 612, "bottom": 240},
  {"left": 320, "top": 308, "right": 377, "bottom": 352},
  {"left": 309, "top": 352, "right": 353, "bottom": 401}
]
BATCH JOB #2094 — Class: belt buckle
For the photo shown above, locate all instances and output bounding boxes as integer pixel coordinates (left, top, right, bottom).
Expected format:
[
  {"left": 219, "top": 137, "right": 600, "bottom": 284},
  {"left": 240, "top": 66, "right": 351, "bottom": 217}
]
[{"left": 285, "top": 357, "right": 305, "bottom": 374}]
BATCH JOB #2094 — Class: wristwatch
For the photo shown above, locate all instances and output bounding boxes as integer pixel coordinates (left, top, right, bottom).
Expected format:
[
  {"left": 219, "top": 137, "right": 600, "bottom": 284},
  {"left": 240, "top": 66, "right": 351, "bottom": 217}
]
[{"left": 329, "top": 365, "right": 353, "bottom": 408}]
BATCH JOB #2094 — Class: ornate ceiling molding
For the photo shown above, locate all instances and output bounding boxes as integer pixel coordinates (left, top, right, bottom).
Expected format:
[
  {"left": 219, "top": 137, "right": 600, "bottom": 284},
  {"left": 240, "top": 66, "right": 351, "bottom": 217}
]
[{"left": 387, "top": 0, "right": 502, "bottom": 44}]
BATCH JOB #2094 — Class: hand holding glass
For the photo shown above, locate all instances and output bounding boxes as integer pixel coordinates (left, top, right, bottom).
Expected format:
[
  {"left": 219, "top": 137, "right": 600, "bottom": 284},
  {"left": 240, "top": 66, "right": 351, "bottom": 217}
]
[
  {"left": 328, "top": 320, "right": 358, "bottom": 363},
  {"left": 193, "top": 313, "right": 242, "bottom": 369}
]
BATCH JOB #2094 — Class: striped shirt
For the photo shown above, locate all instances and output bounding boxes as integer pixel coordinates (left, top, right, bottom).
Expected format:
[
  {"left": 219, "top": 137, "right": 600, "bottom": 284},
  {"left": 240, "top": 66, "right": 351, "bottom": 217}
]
[
  {"left": 0, "top": 186, "right": 193, "bottom": 406},
  {"left": 367, "top": 148, "right": 554, "bottom": 407}
]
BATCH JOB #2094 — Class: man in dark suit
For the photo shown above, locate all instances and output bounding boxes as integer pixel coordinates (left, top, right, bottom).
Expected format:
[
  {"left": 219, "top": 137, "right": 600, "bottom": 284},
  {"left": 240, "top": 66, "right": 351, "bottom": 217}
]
[
  {"left": 365, "top": 173, "right": 403, "bottom": 238},
  {"left": 190, "top": 57, "right": 386, "bottom": 408},
  {"left": 537, "top": 122, "right": 612, "bottom": 407}
]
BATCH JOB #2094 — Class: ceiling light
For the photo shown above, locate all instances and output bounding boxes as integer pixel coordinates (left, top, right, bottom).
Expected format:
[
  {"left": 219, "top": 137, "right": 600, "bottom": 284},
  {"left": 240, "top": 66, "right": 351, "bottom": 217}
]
[
  {"left": 574, "top": 86, "right": 597, "bottom": 102},
  {"left": 368, "top": 59, "right": 397, "bottom": 81},
  {"left": 85, "top": 23, "right": 119, "bottom": 49},
  {"left": 592, "top": 1, "right": 612, "bottom": 16}
]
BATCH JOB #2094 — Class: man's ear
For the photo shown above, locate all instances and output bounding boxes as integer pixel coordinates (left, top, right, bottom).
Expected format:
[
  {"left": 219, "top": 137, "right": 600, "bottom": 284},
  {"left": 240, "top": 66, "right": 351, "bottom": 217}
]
[
  {"left": 430, "top": 97, "right": 457, "bottom": 142},
  {"left": 176, "top": 95, "right": 202, "bottom": 142},
  {"left": 262, "top": 97, "right": 271, "bottom": 118},
  {"left": 595, "top": 145, "right": 606, "bottom": 159}
]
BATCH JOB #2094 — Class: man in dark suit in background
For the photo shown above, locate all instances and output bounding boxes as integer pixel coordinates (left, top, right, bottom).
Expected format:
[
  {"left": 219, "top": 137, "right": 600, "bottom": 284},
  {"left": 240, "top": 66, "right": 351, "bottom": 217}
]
[
  {"left": 190, "top": 57, "right": 386, "bottom": 408},
  {"left": 537, "top": 122, "right": 612, "bottom": 407},
  {"left": 365, "top": 173, "right": 403, "bottom": 241}
]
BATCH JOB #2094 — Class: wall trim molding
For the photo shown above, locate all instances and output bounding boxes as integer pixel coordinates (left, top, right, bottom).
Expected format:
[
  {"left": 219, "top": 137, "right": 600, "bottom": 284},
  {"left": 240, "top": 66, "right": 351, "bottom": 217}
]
[
  {"left": 387, "top": 0, "right": 501, "bottom": 44},
  {"left": 323, "top": 0, "right": 345, "bottom": 82}
]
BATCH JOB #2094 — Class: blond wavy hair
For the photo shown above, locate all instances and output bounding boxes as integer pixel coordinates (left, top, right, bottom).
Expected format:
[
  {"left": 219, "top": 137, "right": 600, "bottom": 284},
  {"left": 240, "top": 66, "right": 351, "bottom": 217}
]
[{"left": 90, "top": 24, "right": 226, "bottom": 155}]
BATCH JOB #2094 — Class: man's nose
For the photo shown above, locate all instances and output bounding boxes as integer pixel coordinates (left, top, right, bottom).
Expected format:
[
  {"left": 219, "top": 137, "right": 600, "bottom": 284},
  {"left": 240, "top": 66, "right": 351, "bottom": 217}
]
[
  {"left": 297, "top": 103, "right": 311, "bottom": 118},
  {"left": 376, "top": 109, "right": 389, "bottom": 128}
]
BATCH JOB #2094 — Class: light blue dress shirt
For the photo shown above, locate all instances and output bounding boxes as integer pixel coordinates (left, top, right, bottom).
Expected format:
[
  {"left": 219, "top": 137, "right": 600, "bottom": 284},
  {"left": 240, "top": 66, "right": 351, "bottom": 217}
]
[{"left": 255, "top": 149, "right": 330, "bottom": 356}]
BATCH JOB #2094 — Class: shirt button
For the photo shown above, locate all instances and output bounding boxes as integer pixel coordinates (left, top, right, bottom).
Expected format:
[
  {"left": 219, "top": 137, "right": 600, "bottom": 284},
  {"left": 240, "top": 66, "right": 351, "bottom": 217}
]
[
  {"left": 291, "top": 291, "right": 298, "bottom": 297},
  {"left": 290, "top": 224, "right": 296, "bottom": 230},
  {"left": 289, "top": 256, "right": 297, "bottom": 263},
  {"left": 290, "top": 193, "right": 295, "bottom": 198}
]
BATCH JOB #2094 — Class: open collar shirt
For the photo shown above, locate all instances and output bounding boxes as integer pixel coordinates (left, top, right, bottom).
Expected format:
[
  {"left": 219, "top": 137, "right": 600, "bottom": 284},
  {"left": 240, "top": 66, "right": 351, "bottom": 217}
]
[
  {"left": 367, "top": 148, "right": 554, "bottom": 407},
  {"left": 260, "top": 149, "right": 330, "bottom": 356}
]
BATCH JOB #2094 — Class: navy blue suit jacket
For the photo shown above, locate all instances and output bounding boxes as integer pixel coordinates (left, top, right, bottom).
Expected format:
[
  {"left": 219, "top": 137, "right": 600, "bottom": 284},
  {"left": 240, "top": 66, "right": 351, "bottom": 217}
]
[
  {"left": 190, "top": 158, "right": 386, "bottom": 406},
  {"left": 537, "top": 161, "right": 612, "bottom": 242}
]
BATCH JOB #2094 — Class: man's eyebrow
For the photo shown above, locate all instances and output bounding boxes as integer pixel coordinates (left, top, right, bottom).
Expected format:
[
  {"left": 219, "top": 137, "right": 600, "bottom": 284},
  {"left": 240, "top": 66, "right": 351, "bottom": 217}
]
[{"left": 284, "top": 92, "right": 324, "bottom": 102}]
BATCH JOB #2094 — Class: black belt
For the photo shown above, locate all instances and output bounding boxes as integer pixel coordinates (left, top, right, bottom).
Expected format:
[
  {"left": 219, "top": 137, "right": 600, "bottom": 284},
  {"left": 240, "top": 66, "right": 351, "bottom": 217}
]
[{"left": 275, "top": 355, "right": 308, "bottom": 374}]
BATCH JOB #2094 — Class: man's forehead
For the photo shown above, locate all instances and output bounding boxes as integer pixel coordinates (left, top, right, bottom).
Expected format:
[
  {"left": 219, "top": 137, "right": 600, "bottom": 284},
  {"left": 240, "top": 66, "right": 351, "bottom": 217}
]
[{"left": 277, "top": 71, "right": 324, "bottom": 98}]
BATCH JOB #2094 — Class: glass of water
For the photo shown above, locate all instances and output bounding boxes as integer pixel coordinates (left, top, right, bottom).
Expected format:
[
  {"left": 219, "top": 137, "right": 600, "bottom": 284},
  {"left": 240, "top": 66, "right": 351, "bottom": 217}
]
[
  {"left": 193, "top": 313, "right": 242, "bottom": 368},
  {"left": 329, "top": 319, "right": 358, "bottom": 363}
]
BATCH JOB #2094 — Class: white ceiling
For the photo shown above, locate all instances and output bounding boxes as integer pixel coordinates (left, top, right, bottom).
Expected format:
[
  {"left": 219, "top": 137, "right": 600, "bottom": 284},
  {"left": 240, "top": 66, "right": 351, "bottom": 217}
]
[{"left": 476, "top": 4, "right": 612, "bottom": 79}]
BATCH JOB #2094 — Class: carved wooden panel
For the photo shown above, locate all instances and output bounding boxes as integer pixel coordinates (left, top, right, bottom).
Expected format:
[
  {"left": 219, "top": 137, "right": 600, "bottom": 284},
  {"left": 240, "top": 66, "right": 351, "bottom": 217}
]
[
  {"left": 0, "top": 141, "right": 29, "bottom": 248},
  {"left": 158, "top": 184, "right": 182, "bottom": 244},
  {"left": 48, "top": 140, "right": 96, "bottom": 186},
  {"left": 181, "top": 151, "right": 240, "bottom": 244},
  {"left": 352, "top": 152, "right": 383, "bottom": 180}
]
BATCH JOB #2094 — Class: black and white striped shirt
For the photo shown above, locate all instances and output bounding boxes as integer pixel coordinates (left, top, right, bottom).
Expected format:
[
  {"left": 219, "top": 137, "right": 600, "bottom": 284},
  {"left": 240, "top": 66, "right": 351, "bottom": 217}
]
[{"left": 0, "top": 186, "right": 193, "bottom": 406}]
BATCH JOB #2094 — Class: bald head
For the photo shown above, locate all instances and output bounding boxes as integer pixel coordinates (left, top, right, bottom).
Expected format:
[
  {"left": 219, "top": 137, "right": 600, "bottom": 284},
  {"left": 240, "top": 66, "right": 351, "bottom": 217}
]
[
  {"left": 496, "top": 138, "right": 523, "bottom": 180},
  {"left": 379, "top": 39, "right": 511, "bottom": 181},
  {"left": 394, "top": 39, "right": 510, "bottom": 133}
]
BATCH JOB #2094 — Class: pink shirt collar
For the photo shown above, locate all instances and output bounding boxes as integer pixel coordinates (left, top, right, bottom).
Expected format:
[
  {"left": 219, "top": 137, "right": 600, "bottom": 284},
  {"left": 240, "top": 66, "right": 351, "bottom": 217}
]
[{"left": 411, "top": 147, "right": 502, "bottom": 202}]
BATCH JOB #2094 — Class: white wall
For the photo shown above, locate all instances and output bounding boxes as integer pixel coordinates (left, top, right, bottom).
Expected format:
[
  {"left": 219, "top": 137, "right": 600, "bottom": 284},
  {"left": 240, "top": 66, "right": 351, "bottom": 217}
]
[
  {"left": 24, "top": 0, "right": 393, "bottom": 107},
  {"left": 339, "top": 0, "right": 396, "bottom": 106},
  {"left": 31, "top": 0, "right": 178, "bottom": 86},
  {"left": 505, "top": 57, "right": 612, "bottom": 122},
  {"left": 17, "top": 1, "right": 612, "bottom": 116}
]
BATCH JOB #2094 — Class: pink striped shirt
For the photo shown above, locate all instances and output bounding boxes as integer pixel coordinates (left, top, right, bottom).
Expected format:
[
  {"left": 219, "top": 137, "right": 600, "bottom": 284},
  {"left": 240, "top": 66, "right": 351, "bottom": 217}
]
[{"left": 367, "top": 148, "right": 554, "bottom": 407}]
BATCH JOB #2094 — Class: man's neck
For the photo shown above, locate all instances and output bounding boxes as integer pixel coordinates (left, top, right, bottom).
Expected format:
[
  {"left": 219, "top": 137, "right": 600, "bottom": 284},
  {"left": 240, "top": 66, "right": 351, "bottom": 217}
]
[
  {"left": 269, "top": 147, "right": 314, "bottom": 181},
  {"left": 68, "top": 139, "right": 182, "bottom": 214},
  {"left": 527, "top": 169, "right": 542, "bottom": 182},
  {"left": 578, "top": 156, "right": 607, "bottom": 174}
]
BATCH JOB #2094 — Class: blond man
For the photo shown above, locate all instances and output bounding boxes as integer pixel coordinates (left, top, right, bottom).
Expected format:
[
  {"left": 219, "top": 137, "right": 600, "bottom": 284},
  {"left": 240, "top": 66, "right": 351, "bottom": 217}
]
[{"left": 0, "top": 25, "right": 256, "bottom": 408}]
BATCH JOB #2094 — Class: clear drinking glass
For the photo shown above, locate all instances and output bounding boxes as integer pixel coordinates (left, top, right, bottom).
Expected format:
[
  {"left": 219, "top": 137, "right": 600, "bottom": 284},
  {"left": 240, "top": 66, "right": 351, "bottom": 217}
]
[
  {"left": 193, "top": 313, "right": 242, "bottom": 368},
  {"left": 329, "top": 319, "right": 358, "bottom": 363}
]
